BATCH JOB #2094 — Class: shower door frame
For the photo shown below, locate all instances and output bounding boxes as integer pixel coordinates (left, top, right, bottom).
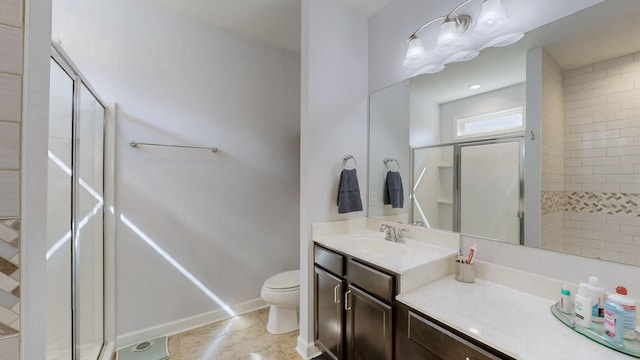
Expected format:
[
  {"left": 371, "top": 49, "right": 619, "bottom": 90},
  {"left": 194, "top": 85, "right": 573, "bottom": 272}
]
[
  {"left": 410, "top": 136, "right": 525, "bottom": 245},
  {"left": 50, "top": 43, "right": 107, "bottom": 360}
]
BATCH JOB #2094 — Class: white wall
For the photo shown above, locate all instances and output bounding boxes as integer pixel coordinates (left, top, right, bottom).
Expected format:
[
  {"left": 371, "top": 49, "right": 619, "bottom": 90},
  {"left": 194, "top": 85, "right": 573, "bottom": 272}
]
[
  {"left": 52, "top": 0, "right": 301, "bottom": 342},
  {"left": 409, "top": 81, "right": 439, "bottom": 148},
  {"left": 439, "top": 83, "right": 526, "bottom": 143},
  {"left": 540, "top": 49, "right": 565, "bottom": 253},
  {"left": 22, "top": 0, "right": 52, "bottom": 358},
  {"left": 300, "top": 0, "right": 368, "bottom": 356},
  {"left": 368, "top": 81, "right": 410, "bottom": 220}
]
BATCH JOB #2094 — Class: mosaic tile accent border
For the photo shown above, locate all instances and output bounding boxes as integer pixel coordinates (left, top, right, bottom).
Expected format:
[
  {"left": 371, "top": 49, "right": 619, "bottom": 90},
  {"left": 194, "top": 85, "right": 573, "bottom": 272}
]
[
  {"left": 566, "top": 192, "right": 640, "bottom": 216},
  {"left": 541, "top": 192, "right": 640, "bottom": 216},
  {"left": 541, "top": 191, "right": 565, "bottom": 215},
  {"left": 0, "top": 218, "right": 19, "bottom": 336}
]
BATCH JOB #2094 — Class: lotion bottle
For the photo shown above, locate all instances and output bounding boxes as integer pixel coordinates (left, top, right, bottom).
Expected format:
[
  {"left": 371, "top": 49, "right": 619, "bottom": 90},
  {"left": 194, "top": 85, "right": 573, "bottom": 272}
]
[
  {"left": 574, "top": 283, "right": 592, "bottom": 328},
  {"left": 587, "top": 276, "right": 605, "bottom": 323}
]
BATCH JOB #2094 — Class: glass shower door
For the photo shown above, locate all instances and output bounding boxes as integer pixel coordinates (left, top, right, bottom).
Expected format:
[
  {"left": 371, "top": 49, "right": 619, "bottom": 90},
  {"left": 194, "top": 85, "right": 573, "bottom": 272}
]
[
  {"left": 459, "top": 140, "right": 522, "bottom": 244},
  {"left": 46, "top": 48, "right": 105, "bottom": 360},
  {"left": 75, "top": 84, "right": 105, "bottom": 360},
  {"left": 46, "top": 58, "right": 74, "bottom": 360}
]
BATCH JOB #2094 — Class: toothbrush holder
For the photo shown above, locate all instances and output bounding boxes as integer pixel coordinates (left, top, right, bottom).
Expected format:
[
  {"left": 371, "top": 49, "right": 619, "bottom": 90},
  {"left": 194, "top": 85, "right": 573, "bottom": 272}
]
[{"left": 454, "top": 259, "right": 475, "bottom": 283}]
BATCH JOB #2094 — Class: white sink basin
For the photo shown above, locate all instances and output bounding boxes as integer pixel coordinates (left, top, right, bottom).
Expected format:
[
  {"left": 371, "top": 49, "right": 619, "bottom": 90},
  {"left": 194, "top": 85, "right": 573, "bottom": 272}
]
[
  {"left": 315, "top": 232, "right": 457, "bottom": 274},
  {"left": 345, "top": 236, "right": 408, "bottom": 258}
]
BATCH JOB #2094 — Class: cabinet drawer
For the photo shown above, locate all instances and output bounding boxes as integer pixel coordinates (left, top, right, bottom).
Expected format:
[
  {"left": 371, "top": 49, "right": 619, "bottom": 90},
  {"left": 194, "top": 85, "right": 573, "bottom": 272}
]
[
  {"left": 408, "top": 311, "right": 505, "bottom": 360},
  {"left": 314, "top": 245, "right": 344, "bottom": 277},
  {"left": 347, "top": 259, "right": 393, "bottom": 303}
]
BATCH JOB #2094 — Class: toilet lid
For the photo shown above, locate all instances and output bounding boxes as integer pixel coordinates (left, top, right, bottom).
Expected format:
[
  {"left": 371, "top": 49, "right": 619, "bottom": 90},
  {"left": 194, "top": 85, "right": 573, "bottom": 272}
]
[{"left": 264, "top": 270, "right": 300, "bottom": 291}]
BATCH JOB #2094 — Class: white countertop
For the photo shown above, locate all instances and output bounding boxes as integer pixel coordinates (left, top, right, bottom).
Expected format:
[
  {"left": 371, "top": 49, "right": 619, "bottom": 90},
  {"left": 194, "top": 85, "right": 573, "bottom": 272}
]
[
  {"left": 397, "top": 276, "right": 635, "bottom": 360},
  {"left": 313, "top": 231, "right": 457, "bottom": 274}
]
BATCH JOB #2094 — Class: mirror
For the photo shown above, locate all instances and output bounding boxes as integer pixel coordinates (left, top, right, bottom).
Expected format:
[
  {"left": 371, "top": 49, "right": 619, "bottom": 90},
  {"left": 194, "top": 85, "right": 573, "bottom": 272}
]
[{"left": 368, "top": 0, "right": 640, "bottom": 267}]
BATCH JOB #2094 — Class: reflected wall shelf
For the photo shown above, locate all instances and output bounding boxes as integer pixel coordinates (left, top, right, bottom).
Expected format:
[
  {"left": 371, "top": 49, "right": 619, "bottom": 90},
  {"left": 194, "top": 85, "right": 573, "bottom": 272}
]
[{"left": 550, "top": 303, "right": 640, "bottom": 358}]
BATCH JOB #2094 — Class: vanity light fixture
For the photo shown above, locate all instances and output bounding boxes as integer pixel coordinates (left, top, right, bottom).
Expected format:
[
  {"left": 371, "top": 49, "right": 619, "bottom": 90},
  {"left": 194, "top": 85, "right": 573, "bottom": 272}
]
[{"left": 403, "top": 0, "right": 523, "bottom": 74}]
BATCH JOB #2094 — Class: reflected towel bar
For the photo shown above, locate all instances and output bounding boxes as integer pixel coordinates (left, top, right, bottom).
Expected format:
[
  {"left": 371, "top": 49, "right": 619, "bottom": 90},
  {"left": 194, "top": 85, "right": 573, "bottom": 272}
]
[
  {"left": 383, "top": 158, "right": 400, "bottom": 171},
  {"left": 129, "top": 141, "right": 218, "bottom": 152}
]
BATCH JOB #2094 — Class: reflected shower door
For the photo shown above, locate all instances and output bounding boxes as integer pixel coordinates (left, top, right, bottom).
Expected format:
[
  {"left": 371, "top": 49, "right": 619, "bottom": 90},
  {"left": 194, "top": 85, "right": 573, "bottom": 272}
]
[
  {"left": 411, "top": 146, "right": 454, "bottom": 230},
  {"left": 459, "top": 140, "right": 522, "bottom": 244},
  {"left": 46, "top": 58, "right": 74, "bottom": 360}
]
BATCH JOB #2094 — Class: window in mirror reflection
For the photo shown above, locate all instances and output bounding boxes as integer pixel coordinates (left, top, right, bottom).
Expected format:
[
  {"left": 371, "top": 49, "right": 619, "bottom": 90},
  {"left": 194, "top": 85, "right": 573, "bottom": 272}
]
[{"left": 455, "top": 106, "right": 524, "bottom": 139}]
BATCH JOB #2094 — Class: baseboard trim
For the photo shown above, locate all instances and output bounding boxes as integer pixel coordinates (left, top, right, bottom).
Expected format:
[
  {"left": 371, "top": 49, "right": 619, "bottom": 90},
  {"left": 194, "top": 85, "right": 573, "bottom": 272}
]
[
  {"left": 296, "top": 335, "right": 321, "bottom": 359},
  {"left": 115, "top": 298, "right": 267, "bottom": 349},
  {"left": 99, "top": 342, "right": 115, "bottom": 360}
]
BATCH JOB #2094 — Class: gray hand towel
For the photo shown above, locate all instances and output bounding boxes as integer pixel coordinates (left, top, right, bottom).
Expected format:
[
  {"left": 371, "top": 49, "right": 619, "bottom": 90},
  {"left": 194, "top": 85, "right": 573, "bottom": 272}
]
[
  {"left": 337, "top": 168, "right": 363, "bottom": 214},
  {"left": 383, "top": 171, "right": 404, "bottom": 208}
]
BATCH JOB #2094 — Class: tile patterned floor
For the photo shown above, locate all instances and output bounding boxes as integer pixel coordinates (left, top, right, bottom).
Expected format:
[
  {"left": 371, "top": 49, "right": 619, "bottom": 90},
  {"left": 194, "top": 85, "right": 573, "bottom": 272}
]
[{"left": 166, "top": 308, "right": 301, "bottom": 360}]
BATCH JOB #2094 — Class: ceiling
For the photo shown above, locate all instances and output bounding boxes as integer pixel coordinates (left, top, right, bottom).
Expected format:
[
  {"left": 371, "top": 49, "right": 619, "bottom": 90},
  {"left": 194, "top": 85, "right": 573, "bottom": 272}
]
[{"left": 141, "top": 0, "right": 393, "bottom": 54}]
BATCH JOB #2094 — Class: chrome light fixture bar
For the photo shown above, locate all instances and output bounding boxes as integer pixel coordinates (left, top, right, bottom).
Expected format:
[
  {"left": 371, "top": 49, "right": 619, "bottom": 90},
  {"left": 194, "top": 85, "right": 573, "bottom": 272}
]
[{"left": 403, "top": 0, "right": 523, "bottom": 75}]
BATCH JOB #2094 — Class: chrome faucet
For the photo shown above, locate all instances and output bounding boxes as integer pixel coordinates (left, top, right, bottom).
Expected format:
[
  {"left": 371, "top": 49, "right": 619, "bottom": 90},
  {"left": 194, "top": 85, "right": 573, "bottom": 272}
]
[
  {"left": 379, "top": 224, "right": 396, "bottom": 241},
  {"left": 396, "top": 228, "right": 409, "bottom": 243},
  {"left": 379, "top": 224, "right": 409, "bottom": 243}
]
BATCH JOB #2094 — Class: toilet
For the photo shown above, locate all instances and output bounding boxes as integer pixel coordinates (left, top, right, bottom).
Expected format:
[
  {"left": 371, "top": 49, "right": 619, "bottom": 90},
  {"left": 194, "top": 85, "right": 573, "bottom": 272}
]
[{"left": 260, "top": 269, "right": 300, "bottom": 334}]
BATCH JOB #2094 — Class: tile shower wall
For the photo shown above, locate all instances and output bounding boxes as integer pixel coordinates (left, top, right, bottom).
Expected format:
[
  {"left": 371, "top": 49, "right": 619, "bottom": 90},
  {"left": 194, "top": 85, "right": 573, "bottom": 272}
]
[
  {"left": 0, "top": 0, "right": 24, "bottom": 354},
  {"left": 541, "top": 51, "right": 640, "bottom": 266}
]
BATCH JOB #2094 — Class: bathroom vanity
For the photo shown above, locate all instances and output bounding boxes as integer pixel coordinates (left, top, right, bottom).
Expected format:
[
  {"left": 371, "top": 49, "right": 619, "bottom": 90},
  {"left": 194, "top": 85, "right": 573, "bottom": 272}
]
[
  {"left": 312, "top": 221, "right": 637, "bottom": 360},
  {"left": 313, "top": 234, "right": 512, "bottom": 360},
  {"left": 313, "top": 228, "right": 457, "bottom": 360}
]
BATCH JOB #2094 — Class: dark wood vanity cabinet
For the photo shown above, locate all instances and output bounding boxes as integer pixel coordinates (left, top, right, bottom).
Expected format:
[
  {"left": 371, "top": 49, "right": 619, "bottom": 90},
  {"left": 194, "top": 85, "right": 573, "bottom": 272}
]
[
  {"left": 395, "top": 302, "right": 516, "bottom": 360},
  {"left": 315, "top": 266, "right": 344, "bottom": 359},
  {"left": 314, "top": 244, "right": 395, "bottom": 360}
]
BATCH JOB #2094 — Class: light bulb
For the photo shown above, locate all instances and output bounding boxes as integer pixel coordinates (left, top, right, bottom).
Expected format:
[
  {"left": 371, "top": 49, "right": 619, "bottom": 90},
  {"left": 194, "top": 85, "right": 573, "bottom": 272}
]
[
  {"left": 403, "top": 37, "right": 428, "bottom": 68},
  {"left": 435, "top": 20, "right": 462, "bottom": 54},
  {"left": 474, "top": 0, "right": 508, "bottom": 36}
]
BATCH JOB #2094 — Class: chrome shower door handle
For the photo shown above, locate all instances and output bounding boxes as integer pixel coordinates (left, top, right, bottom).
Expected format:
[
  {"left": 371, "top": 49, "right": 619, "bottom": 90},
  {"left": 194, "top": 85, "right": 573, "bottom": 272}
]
[
  {"left": 344, "top": 290, "right": 352, "bottom": 310},
  {"left": 333, "top": 284, "right": 341, "bottom": 303}
]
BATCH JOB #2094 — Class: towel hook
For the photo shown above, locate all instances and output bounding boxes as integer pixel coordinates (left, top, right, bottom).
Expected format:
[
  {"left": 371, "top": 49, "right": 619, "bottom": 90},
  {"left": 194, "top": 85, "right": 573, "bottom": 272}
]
[
  {"left": 383, "top": 158, "right": 400, "bottom": 171},
  {"left": 343, "top": 154, "right": 357, "bottom": 169}
]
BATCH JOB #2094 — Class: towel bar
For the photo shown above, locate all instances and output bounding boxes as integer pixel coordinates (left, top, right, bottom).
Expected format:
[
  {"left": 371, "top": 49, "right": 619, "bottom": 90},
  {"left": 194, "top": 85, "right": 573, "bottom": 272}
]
[
  {"left": 129, "top": 141, "right": 218, "bottom": 152},
  {"left": 343, "top": 154, "right": 357, "bottom": 169}
]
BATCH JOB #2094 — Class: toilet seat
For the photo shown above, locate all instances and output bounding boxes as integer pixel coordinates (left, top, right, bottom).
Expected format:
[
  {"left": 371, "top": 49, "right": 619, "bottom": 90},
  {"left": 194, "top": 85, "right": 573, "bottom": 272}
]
[{"left": 263, "top": 270, "right": 299, "bottom": 291}]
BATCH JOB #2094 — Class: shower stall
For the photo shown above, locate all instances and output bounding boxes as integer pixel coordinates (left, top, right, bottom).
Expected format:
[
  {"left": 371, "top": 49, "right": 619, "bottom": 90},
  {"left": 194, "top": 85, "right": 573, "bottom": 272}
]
[
  {"left": 46, "top": 44, "right": 106, "bottom": 360},
  {"left": 411, "top": 137, "right": 523, "bottom": 245}
]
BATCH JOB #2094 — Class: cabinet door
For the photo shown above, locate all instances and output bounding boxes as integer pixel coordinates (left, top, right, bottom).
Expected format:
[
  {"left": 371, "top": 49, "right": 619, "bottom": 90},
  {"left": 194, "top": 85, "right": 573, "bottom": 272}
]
[
  {"left": 315, "top": 266, "right": 344, "bottom": 360},
  {"left": 345, "top": 285, "right": 393, "bottom": 360}
]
